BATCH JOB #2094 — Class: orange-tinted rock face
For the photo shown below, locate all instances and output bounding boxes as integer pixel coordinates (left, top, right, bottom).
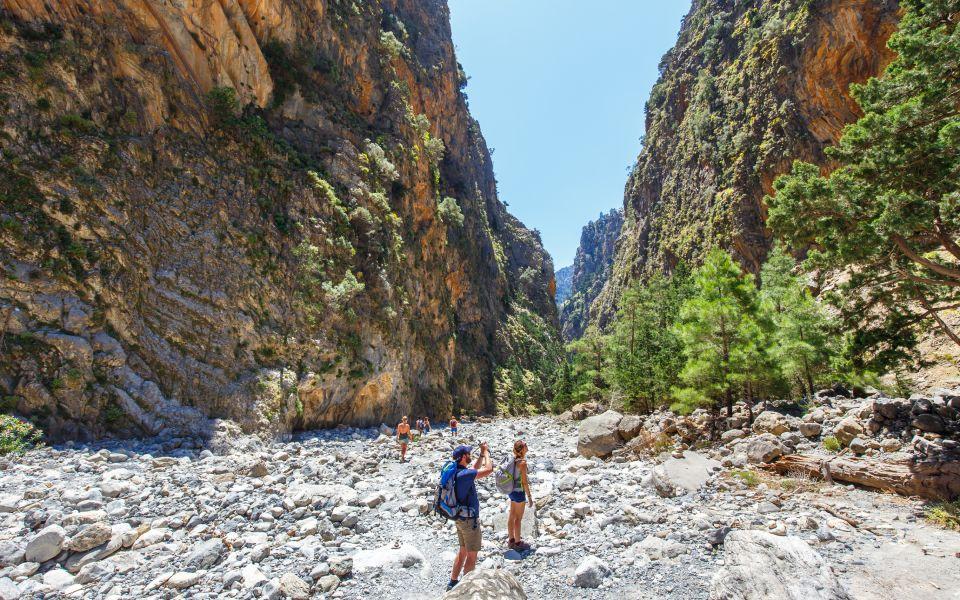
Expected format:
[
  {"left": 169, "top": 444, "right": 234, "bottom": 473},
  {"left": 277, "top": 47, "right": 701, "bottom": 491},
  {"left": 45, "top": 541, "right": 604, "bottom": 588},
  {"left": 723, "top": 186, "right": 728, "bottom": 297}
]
[
  {"left": 587, "top": 0, "right": 900, "bottom": 331},
  {"left": 0, "top": 0, "right": 557, "bottom": 439}
]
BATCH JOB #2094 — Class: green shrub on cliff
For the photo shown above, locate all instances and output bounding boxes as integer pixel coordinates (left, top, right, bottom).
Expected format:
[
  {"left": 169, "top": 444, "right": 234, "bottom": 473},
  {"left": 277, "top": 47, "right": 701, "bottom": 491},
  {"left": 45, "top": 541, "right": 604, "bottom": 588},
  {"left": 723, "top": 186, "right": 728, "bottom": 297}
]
[
  {"left": 0, "top": 414, "right": 42, "bottom": 456},
  {"left": 437, "top": 197, "right": 464, "bottom": 227}
]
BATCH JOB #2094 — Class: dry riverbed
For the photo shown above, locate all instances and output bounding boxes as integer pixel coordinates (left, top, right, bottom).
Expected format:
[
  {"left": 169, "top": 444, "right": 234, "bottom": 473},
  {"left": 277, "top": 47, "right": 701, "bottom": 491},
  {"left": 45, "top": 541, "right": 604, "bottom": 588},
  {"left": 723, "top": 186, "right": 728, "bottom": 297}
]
[{"left": 0, "top": 416, "right": 957, "bottom": 599}]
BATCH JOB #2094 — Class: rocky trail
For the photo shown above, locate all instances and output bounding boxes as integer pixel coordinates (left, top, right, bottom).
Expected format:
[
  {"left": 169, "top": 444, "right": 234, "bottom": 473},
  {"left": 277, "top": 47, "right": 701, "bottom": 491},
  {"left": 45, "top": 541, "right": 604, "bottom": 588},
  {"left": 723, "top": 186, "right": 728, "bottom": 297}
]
[{"left": 1, "top": 413, "right": 959, "bottom": 599}]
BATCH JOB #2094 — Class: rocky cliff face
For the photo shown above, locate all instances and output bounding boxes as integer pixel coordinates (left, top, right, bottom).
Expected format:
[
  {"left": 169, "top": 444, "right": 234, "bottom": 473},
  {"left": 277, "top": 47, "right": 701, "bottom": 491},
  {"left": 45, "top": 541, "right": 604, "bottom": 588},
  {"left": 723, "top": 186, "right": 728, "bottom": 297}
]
[
  {"left": 554, "top": 265, "right": 573, "bottom": 307},
  {"left": 559, "top": 209, "right": 622, "bottom": 341},
  {"left": 0, "top": 0, "right": 557, "bottom": 440},
  {"left": 588, "top": 0, "right": 899, "bottom": 330}
]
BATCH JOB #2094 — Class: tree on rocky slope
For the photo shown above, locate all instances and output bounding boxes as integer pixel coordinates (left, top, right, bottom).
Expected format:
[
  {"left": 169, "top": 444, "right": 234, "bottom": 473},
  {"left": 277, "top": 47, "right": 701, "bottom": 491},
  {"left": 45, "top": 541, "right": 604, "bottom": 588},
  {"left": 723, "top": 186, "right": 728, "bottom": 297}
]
[
  {"left": 672, "top": 250, "right": 767, "bottom": 436},
  {"left": 768, "top": 0, "right": 960, "bottom": 372}
]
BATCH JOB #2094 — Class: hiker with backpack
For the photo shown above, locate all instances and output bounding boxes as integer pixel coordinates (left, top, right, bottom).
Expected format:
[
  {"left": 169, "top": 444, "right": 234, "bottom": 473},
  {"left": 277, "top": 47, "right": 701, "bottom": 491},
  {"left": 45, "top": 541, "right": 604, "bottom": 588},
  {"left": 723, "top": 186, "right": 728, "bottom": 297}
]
[
  {"left": 496, "top": 439, "right": 534, "bottom": 551},
  {"left": 396, "top": 416, "right": 411, "bottom": 462},
  {"left": 435, "top": 443, "right": 493, "bottom": 591}
]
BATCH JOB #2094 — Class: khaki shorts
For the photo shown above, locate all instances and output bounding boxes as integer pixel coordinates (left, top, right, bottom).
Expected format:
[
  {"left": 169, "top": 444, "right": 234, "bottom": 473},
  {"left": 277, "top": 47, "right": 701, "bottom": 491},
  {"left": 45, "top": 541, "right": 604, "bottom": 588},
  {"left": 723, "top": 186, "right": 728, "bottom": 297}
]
[{"left": 455, "top": 519, "right": 482, "bottom": 552}]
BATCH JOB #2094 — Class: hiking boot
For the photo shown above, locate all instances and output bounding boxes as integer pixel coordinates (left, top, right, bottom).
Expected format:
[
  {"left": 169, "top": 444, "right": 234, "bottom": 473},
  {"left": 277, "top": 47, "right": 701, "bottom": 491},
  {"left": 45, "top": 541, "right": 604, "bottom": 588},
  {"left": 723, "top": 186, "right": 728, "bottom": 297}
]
[
  {"left": 507, "top": 538, "right": 516, "bottom": 549},
  {"left": 514, "top": 540, "right": 532, "bottom": 551},
  {"left": 446, "top": 580, "right": 459, "bottom": 591}
]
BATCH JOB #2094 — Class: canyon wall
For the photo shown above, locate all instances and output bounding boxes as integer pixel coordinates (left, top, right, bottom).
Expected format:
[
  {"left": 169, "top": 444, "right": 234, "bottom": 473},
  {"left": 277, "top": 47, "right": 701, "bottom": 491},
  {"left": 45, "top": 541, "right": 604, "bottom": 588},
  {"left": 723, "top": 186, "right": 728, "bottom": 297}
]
[
  {"left": 0, "top": 0, "right": 557, "bottom": 440},
  {"left": 585, "top": 0, "right": 900, "bottom": 332},
  {"left": 559, "top": 209, "right": 622, "bottom": 341}
]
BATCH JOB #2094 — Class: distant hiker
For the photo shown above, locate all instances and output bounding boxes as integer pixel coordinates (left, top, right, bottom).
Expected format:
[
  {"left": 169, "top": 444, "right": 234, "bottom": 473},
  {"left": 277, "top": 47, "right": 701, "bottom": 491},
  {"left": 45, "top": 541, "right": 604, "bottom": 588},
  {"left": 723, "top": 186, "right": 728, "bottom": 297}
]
[
  {"left": 443, "top": 443, "right": 493, "bottom": 591},
  {"left": 416, "top": 418, "right": 424, "bottom": 433},
  {"left": 503, "top": 440, "right": 533, "bottom": 551},
  {"left": 396, "top": 416, "right": 411, "bottom": 462},
  {"left": 424, "top": 417, "right": 432, "bottom": 434},
  {"left": 449, "top": 416, "right": 459, "bottom": 436}
]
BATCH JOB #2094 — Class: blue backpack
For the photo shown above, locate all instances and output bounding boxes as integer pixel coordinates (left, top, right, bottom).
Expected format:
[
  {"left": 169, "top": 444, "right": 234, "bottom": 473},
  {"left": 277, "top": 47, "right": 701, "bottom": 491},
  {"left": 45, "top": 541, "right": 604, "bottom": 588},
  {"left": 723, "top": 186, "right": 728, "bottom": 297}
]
[{"left": 434, "top": 461, "right": 477, "bottom": 521}]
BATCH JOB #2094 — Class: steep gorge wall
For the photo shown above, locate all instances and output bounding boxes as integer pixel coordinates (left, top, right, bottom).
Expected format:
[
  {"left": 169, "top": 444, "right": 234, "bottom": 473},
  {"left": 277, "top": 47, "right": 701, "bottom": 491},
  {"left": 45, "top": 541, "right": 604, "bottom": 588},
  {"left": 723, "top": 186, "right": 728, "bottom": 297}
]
[
  {"left": 0, "top": 0, "right": 557, "bottom": 440},
  {"left": 559, "top": 209, "right": 622, "bottom": 341},
  {"left": 587, "top": 0, "right": 899, "bottom": 331}
]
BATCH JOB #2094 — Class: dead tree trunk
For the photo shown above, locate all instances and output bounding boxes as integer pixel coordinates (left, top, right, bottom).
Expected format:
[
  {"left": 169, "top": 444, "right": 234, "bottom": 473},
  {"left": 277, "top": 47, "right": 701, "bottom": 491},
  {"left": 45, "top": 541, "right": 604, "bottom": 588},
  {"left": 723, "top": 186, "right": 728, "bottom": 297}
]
[{"left": 764, "top": 454, "right": 960, "bottom": 501}]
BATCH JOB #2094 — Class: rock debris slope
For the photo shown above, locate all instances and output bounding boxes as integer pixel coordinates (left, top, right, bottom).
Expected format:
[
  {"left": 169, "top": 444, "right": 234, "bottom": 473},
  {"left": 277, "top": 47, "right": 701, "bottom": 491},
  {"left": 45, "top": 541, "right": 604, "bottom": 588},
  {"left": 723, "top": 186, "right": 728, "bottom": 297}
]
[
  {"left": 1, "top": 416, "right": 958, "bottom": 599},
  {"left": 0, "top": 0, "right": 558, "bottom": 439}
]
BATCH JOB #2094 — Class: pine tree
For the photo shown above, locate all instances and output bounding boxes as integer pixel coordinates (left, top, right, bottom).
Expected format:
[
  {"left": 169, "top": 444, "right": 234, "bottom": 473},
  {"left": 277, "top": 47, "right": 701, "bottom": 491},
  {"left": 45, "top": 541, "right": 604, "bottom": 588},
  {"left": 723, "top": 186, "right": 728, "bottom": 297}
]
[
  {"left": 759, "top": 247, "right": 838, "bottom": 399},
  {"left": 767, "top": 0, "right": 960, "bottom": 372},
  {"left": 567, "top": 327, "right": 609, "bottom": 404},
  {"left": 672, "top": 250, "right": 764, "bottom": 436},
  {"left": 605, "top": 266, "right": 694, "bottom": 414}
]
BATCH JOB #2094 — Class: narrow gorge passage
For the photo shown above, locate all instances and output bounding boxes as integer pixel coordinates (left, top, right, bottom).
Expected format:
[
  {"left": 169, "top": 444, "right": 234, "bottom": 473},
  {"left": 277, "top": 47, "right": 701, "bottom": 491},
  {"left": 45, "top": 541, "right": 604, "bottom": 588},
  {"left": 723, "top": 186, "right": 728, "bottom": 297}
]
[{"left": 2, "top": 0, "right": 960, "bottom": 599}]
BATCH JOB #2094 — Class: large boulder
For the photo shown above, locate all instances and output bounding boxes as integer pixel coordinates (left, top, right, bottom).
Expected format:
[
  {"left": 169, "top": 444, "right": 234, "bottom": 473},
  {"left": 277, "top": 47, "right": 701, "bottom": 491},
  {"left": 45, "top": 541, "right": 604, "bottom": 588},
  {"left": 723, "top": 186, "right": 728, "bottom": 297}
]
[
  {"left": 617, "top": 414, "right": 644, "bottom": 441},
  {"left": 744, "top": 434, "right": 785, "bottom": 464},
  {"left": 659, "top": 451, "right": 721, "bottom": 493},
  {"left": 912, "top": 413, "right": 946, "bottom": 434},
  {"left": 569, "top": 402, "right": 600, "bottom": 421},
  {"left": 577, "top": 411, "right": 625, "bottom": 458},
  {"left": 443, "top": 569, "right": 526, "bottom": 599},
  {"left": 351, "top": 544, "right": 424, "bottom": 573},
  {"left": 833, "top": 417, "right": 864, "bottom": 446},
  {"left": 752, "top": 412, "right": 793, "bottom": 436},
  {"left": 710, "top": 531, "right": 852, "bottom": 600},
  {"left": 871, "top": 397, "right": 904, "bottom": 421}
]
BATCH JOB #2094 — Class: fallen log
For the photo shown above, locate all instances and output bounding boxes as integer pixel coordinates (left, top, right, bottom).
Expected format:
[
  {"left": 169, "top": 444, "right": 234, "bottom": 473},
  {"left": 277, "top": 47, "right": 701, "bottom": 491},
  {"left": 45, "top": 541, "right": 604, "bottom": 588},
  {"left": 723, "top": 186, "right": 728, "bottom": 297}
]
[{"left": 764, "top": 454, "right": 960, "bottom": 501}]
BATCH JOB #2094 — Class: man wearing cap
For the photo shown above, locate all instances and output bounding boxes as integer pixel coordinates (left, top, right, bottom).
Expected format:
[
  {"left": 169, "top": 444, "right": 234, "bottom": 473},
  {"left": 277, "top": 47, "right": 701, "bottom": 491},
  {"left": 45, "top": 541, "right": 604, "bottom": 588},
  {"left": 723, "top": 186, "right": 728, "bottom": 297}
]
[{"left": 447, "top": 442, "right": 493, "bottom": 591}]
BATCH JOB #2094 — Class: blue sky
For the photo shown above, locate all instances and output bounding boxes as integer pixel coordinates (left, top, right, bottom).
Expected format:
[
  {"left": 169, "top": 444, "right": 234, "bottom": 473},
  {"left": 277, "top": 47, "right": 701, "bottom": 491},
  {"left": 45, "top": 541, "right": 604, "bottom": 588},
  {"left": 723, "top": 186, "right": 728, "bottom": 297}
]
[{"left": 448, "top": 1, "right": 690, "bottom": 268}]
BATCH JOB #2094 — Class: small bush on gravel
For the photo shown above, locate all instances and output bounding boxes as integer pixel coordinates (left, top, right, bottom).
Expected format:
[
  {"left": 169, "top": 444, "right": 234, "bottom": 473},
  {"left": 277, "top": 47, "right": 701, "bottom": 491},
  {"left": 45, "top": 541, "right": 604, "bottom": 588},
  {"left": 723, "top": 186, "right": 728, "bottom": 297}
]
[
  {"left": 823, "top": 436, "right": 841, "bottom": 453},
  {"left": 0, "top": 414, "right": 43, "bottom": 455},
  {"left": 730, "top": 469, "right": 759, "bottom": 487},
  {"left": 924, "top": 501, "right": 960, "bottom": 531}
]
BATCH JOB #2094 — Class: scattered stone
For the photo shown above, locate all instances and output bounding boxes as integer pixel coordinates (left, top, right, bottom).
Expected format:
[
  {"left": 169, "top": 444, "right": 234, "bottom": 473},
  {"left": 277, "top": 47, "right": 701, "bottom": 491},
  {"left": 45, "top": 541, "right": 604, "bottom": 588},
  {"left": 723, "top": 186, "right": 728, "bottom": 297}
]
[
  {"left": 0, "top": 578, "right": 18, "bottom": 600},
  {"left": 834, "top": 417, "right": 864, "bottom": 446},
  {"left": 573, "top": 555, "right": 611, "bottom": 588},
  {"left": 745, "top": 434, "right": 785, "bottom": 464},
  {"left": 637, "top": 536, "right": 685, "bottom": 560},
  {"left": 279, "top": 573, "right": 311, "bottom": 600},
  {"left": 67, "top": 522, "right": 113, "bottom": 552},
  {"left": 42, "top": 568, "right": 75, "bottom": 591},
  {"left": 25, "top": 524, "right": 66, "bottom": 563},
  {"left": 798, "top": 422, "right": 822, "bottom": 438},
  {"left": 352, "top": 544, "right": 424, "bottom": 573},
  {"left": 444, "top": 569, "right": 527, "bottom": 599},
  {"left": 185, "top": 538, "right": 224, "bottom": 569},
  {"left": 166, "top": 571, "right": 204, "bottom": 590},
  {"left": 329, "top": 556, "right": 353, "bottom": 578},
  {"left": 660, "top": 451, "right": 721, "bottom": 493},
  {"left": 849, "top": 438, "right": 869, "bottom": 455},
  {"left": 248, "top": 460, "right": 269, "bottom": 478},
  {"left": 317, "top": 574, "right": 341, "bottom": 593},
  {"left": 913, "top": 413, "right": 946, "bottom": 434}
]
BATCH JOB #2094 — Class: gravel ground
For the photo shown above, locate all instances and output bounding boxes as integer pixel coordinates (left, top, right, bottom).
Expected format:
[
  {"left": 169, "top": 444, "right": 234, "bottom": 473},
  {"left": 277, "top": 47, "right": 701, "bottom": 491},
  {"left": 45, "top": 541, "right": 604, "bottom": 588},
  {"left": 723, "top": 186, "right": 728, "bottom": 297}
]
[{"left": 0, "top": 415, "right": 957, "bottom": 599}]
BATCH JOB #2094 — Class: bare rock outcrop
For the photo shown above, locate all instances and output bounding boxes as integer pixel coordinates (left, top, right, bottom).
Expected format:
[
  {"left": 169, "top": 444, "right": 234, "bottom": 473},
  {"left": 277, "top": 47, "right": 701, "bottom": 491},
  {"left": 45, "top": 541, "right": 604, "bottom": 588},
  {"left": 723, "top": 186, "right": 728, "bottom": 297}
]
[
  {"left": 0, "top": 0, "right": 558, "bottom": 439},
  {"left": 710, "top": 531, "right": 852, "bottom": 600}
]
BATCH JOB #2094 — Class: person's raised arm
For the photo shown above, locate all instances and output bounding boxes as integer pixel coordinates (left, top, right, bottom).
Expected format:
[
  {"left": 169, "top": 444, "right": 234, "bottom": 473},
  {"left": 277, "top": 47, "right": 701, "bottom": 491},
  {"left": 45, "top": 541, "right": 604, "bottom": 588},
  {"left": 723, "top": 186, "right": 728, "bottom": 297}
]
[{"left": 474, "top": 442, "right": 494, "bottom": 479}]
